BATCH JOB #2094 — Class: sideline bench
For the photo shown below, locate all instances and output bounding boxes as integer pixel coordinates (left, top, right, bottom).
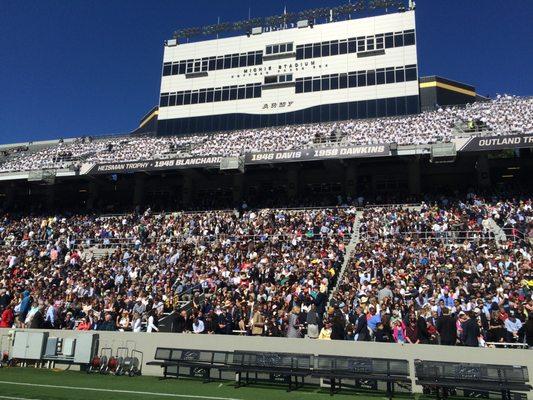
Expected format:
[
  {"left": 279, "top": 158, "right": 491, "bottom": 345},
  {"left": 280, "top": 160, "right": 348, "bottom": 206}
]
[
  {"left": 313, "top": 355, "right": 410, "bottom": 397},
  {"left": 147, "top": 348, "right": 233, "bottom": 382},
  {"left": 415, "top": 360, "right": 532, "bottom": 400},
  {"left": 232, "top": 350, "right": 313, "bottom": 392}
]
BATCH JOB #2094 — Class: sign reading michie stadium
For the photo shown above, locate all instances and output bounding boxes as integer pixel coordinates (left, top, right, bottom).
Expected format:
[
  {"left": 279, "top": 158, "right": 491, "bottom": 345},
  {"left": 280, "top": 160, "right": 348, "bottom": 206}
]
[
  {"left": 84, "top": 144, "right": 390, "bottom": 175},
  {"left": 457, "top": 134, "right": 533, "bottom": 152}
]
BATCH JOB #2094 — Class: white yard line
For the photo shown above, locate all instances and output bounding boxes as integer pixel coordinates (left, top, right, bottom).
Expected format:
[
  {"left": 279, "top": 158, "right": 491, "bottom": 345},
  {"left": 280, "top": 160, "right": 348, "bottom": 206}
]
[
  {"left": 0, "top": 381, "right": 244, "bottom": 400},
  {"left": 0, "top": 396, "right": 42, "bottom": 400}
]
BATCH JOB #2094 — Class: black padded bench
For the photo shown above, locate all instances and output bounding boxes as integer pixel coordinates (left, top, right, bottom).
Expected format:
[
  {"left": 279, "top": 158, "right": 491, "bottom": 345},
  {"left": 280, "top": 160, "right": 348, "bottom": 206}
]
[
  {"left": 415, "top": 360, "right": 532, "bottom": 400},
  {"left": 314, "top": 355, "right": 410, "bottom": 397},
  {"left": 147, "top": 347, "right": 233, "bottom": 382},
  {"left": 231, "top": 350, "right": 313, "bottom": 392}
]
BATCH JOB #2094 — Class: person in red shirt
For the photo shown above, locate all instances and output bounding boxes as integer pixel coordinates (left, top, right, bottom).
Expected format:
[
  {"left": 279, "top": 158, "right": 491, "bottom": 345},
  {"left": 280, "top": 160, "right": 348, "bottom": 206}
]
[{"left": 0, "top": 303, "right": 15, "bottom": 328}]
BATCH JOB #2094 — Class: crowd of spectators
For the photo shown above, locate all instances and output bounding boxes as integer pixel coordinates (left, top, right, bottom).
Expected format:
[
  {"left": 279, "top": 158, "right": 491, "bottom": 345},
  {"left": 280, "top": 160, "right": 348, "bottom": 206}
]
[
  {"left": 0, "top": 194, "right": 531, "bottom": 349},
  {"left": 0, "top": 207, "right": 355, "bottom": 336},
  {"left": 329, "top": 195, "right": 532, "bottom": 347},
  {"left": 0, "top": 95, "right": 530, "bottom": 173}
]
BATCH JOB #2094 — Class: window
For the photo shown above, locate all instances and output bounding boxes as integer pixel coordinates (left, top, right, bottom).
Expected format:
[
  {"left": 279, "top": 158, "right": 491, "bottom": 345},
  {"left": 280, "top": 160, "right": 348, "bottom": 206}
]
[
  {"left": 348, "top": 38, "right": 357, "bottom": 53},
  {"left": 295, "top": 79, "right": 303, "bottom": 93},
  {"left": 231, "top": 54, "right": 239, "bottom": 68},
  {"left": 385, "top": 33, "right": 394, "bottom": 48},
  {"left": 163, "top": 63, "right": 171, "bottom": 76},
  {"left": 330, "top": 40, "right": 339, "bottom": 56},
  {"left": 394, "top": 32, "right": 404, "bottom": 47},
  {"left": 247, "top": 52, "right": 255, "bottom": 66},
  {"left": 160, "top": 93, "right": 169, "bottom": 107},
  {"left": 176, "top": 92, "right": 184, "bottom": 105},
  {"left": 179, "top": 61, "right": 186, "bottom": 74},
  {"left": 296, "top": 46, "right": 304, "bottom": 60},
  {"left": 220, "top": 88, "right": 228, "bottom": 101},
  {"left": 194, "top": 61, "right": 200, "bottom": 72},
  {"left": 304, "top": 44, "right": 312, "bottom": 59},
  {"left": 405, "top": 65, "right": 417, "bottom": 81},
  {"left": 266, "top": 45, "right": 272, "bottom": 55},
  {"left": 183, "top": 92, "right": 191, "bottom": 105},
  {"left": 191, "top": 91, "right": 198, "bottom": 104},
  {"left": 253, "top": 84, "right": 261, "bottom": 98},
  {"left": 303, "top": 78, "right": 312, "bottom": 92},
  {"left": 239, "top": 54, "right": 247, "bottom": 67},
  {"left": 376, "top": 34, "right": 384, "bottom": 50},
  {"left": 169, "top": 63, "right": 177, "bottom": 75},
  {"left": 366, "top": 37, "right": 375, "bottom": 51},
  {"left": 223, "top": 55, "right": 231, "bottom": 69},
  {"left": 287, "top": 43, "right": 293, "bottom": 52},
  {"left": 206, "top": 90, "right": 214, "bottom": 103},
  {"left": 322, "top": 41, "right": 330, "bottom": 57},
  {"left": 279, "top": 43, "right": 286, "bottom": 53},
  {"left": 313, "top": 43, "right": 321, "bottom": 58},
  {"left": 357, "top": 37, "right": 365, "bottom": 52},
  {"left": 229, "top": 86, "right": 237, "bottom": 100},
  {"left": 385, "top": 67, "right": 395, "bottom": 84},
  {"left": 273, "top": 44, "right": 279, "bottom": 54},
  {"left": 348, "top": 72, "right": 357, "bottom": 87},
  {"left": 245, "top": 84, "right": 254, "bottom": 98},
  {"left": 376, "top": 68, "right": 385, "bottom": 85},
  {"left": 395, "top": 67, "right": 405, "bottom": 82},
  {"left": 322, "top": 75, "right": 330, "bottom": 91},
  {"left": 330, "top": 74, "right": 339, "bottom": 90},
  {"left": 312, "top": 77, "right": 321, "bottom": 92},
  {"left": 168, "top": 93, "right": 176, "bottom": 107},
  {"left": 339, "top": 73, "right": 347, "bottom": 89},
  {"left": 199, "top": 90, "right": 206, "bottom": 103},
  {"left": 339, "top": 40, "right": 348, "bottom": 54},
  {"left": 357, "top": 71, "right": 366, "bottom": 87},
  {"left": 367, "top": 70, "right": 375, "bottom": 86},
  {"left": 404, "top": 29, "right": 415, "bottom": 46},
  {"left": 214, "top": 89, "right": 222, "bottom": 102}
]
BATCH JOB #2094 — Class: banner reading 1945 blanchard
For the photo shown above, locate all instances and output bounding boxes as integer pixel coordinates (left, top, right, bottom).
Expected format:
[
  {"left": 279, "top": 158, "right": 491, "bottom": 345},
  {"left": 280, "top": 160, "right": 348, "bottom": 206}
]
[{"left": 84, "top": 143, "right": 390, "bottom": 175}]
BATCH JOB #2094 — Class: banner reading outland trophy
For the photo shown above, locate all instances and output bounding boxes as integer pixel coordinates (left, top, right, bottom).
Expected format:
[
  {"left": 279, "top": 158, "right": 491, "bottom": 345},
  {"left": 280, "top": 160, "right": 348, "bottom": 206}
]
[
  {"left": 457, "top": 134, "right": 533, "bottom": 152},
  {"left": 84, "top": 144, "right": 390, "bottom": 175}
]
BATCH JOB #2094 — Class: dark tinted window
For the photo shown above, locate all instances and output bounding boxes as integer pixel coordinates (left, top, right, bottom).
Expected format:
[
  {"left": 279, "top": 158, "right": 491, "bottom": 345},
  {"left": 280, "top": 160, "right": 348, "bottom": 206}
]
[{"left": 163, "top": 63, "right": 171, "bottom": 76}]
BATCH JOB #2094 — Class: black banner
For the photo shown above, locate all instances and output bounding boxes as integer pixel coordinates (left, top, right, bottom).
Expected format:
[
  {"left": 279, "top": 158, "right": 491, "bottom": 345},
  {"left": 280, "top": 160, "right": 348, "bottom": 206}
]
[
  {"left": 459, "top": 134, "right": 533, "bottom": 152},
  {"left": 85, "top": 144, "right": 389, "bottom": 175},
  {"left": 245, "top": 144, "right": 390, "bottom": 164},
  {"left": 86, "top": 156, "right": 222, "bottom": 175}
]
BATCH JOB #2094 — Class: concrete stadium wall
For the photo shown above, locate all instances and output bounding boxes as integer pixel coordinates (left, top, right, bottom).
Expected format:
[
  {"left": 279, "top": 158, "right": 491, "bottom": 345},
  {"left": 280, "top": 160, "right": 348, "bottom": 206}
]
[{"left": 2, "top": 328, "right": 532, "bottom": 398}]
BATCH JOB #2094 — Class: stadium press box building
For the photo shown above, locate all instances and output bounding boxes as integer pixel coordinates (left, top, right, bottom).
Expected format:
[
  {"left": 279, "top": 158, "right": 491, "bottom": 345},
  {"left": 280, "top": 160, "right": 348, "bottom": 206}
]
[{"left": 158, "top": 10, "right": 419, "bottom": 135}]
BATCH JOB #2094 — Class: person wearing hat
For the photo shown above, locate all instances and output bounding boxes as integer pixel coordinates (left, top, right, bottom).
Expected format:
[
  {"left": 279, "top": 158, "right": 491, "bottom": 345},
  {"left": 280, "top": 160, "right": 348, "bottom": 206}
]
[{"left": 504, "top": 310, "right": 523, "bottom": 343}]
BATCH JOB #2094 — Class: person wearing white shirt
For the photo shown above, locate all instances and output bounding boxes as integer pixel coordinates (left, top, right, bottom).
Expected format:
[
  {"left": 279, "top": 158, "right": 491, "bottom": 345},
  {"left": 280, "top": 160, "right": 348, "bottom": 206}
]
[{"left": 192, "top": 318, "right": 205, "bottom": 334}]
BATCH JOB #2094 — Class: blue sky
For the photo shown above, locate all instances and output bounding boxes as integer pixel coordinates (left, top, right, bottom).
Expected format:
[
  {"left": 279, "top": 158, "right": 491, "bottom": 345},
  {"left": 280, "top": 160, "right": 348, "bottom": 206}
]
[{"left": 0, "top": 0, "right": 532, "bottom": 144}]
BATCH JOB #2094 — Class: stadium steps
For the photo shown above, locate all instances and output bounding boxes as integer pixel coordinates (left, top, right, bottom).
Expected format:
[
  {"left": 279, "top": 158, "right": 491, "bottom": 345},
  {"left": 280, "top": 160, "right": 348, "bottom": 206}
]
[{"left": 329, "top": 209, "right": 364, "bottom": 302}]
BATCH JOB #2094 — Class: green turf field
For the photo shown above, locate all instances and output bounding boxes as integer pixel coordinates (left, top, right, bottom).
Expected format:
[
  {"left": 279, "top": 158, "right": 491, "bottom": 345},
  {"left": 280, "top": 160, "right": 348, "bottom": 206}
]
[{"left": 0, "top": 367, "right": 412, "bottom": 400}]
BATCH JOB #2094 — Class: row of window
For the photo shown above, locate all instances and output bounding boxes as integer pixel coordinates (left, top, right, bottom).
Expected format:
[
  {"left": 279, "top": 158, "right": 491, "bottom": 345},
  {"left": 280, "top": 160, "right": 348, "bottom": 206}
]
[
  {"left": 264, "top": 73, "right": 293, "bottom": 85},
  {"left": 265, "top": 42, "right": 293, "bottom": 55},
  {"left": 162, "top": 51, "right": 263, "bottom": 76},
  {"left": 160, "top": 83, "right": 262, "bottom": 107},
  {"left": 295, "top": 65, "right": 417, "bottom": 93},
  {"left": 157, "top": 95, "right": 420, "bottom": 135},
  {"left": 295, "top": 29, "right": 415, "bottom": 60}
]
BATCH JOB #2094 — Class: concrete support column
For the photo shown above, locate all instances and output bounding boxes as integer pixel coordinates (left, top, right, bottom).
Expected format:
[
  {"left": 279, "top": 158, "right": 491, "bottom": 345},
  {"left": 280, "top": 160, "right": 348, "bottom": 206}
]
[
  {"left": 87, "top": 180, "right": 99, "bottom": 210},
  {"left": 344, "top": 163, "right": 357, "bottom": 200},
  {"left": 232, "top": 174, "right": 244, "bottom": 205},
  {"left": 133, "top": 173, "right": 147, "bottom": 209},
  {"left": 181, "top": 173, "right": 194, "bottom": 208},
  {"left": 45, "top": 184, "right": 56, "bottom": 210},
  {"left": 408, "top": 158, "right": 421, "bottom": 195},
  {"left": 287, "top": 166, "right": 299, "bottom": 201},
  {"left": 475, "top": 154, "right": 491, "bottom": 187}
]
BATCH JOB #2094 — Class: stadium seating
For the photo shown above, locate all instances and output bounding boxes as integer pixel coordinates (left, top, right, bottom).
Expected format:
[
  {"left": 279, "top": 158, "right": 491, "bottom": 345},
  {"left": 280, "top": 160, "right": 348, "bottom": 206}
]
[{"left": 0, "top": 95, "right": 531, "bottom": 173}]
